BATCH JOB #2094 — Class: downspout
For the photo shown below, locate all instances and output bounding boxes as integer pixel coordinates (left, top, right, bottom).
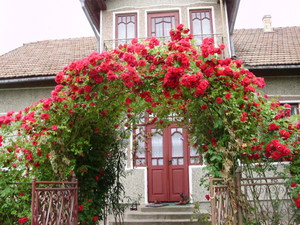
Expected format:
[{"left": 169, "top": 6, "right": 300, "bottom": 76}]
[
  {"left": 219, "top": 0, "right": 228, "bottom": 57},
  {"left": 80, "top": 0, "right": 101, "bottom": 52}
]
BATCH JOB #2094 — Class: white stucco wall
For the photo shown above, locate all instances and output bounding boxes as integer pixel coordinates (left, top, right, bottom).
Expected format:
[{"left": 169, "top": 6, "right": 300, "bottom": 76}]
[{"left": 0, "top": 87, "right": 53, "bottom": 114}]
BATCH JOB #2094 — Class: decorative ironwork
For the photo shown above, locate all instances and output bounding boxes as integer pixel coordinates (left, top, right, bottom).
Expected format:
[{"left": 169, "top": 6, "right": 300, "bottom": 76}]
[
  {"left": 31, "top": 175, "right": 78, "bottom": 225},
  {"left": 209, "top": 170, "right": 300, "bottom": 225}
]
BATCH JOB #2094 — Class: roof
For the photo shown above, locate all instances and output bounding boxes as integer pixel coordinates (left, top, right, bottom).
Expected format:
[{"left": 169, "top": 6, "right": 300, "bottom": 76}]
[
  {"left": 0, "top": 37, "right": 97, "bottom": 79},
  {"left": 233, "top": 26, "right": 300, "bottom": 68}
]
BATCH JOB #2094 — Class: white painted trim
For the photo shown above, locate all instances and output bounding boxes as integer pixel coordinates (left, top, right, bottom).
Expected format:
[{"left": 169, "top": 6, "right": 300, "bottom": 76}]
[
  {"left": 106, "top": 1, "right": 218, "bottom": 12},
  {"left": 145, "top": 8, "right": 182, "bottom": 38},
  {"left": 189, "top": 164, "right": 206, "bottom": 202},
  {"left": 113, "top": 10, "right": 140, "bottom": 46},
  {"left": 280, "top": 100, "right": 300, "bottom": 103}
]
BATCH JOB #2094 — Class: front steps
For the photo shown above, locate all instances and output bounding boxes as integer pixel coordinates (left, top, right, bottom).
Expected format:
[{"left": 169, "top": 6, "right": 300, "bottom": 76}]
[{"left": 109, "top": 204, "right": 210, "bottom": 225}]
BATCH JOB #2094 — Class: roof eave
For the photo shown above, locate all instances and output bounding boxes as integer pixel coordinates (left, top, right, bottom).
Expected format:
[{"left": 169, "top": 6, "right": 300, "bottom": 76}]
[
  {"left": 247, "top": 65, "right": 300, "bottom": 70},
  {"left": 226, "top": 0, "right": 241, "bottom": 34},
  {"left": 80, "top": 0, "right": 106, "bottom": 33}
]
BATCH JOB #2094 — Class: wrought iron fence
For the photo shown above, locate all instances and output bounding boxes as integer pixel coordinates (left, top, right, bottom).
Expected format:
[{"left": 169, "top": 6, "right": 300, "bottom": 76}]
[
  {"left": 31, "top": 175, "right": 78, "bottom": 225},
  {"left": 103, "top": 34, "right": 225, "bottom": 52},
  {"left": 209, "top": 169, "right": 300, "bottom": 225}
]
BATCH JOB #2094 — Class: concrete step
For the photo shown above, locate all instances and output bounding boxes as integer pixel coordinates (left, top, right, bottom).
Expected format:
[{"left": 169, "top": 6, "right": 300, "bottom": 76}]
[
  {"left": 108, "top": 204, "right": 210, "bottom": 225},
  {"left": 140, "top": 205, "right": 194, "bottom": 213},
  {"left": 109, "top": 219, "right": 208, "bottom": 225},
  {"left": 126, "top": 211, "right": 193, "bottom": 220}
]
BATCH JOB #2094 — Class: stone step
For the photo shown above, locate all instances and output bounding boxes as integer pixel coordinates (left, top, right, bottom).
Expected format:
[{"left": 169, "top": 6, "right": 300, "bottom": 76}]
[
  {"left": 126, "top": 211, "right": 193, "bottom": 220},
  {"left": 108, "top": 204, "right": 210, "bottom": 225},
  {"left": 140, "top": 205, "right": 194, "bottom": 213},
  {"left": 109, "top": 219, "right": 209, "bottom": 225}
]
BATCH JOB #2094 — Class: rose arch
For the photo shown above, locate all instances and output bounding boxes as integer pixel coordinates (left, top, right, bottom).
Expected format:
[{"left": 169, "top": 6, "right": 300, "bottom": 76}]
[{"left": 0, "top": 25, "right": 299, "bottom": 224}]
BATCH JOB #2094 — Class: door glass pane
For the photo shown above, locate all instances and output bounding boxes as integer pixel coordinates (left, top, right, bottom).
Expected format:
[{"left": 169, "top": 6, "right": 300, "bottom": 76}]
[
  {"left": 171, "top": 128, "right": 183, "bottom": 157},
  {"left": 151, "top": 129, "right": 163, "bottom": 166}
]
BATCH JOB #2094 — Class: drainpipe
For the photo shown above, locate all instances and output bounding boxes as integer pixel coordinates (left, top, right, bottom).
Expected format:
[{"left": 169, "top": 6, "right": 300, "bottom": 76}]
[
  {"left": 219, "top": 0, "right": 228, "bottom": 57},
  {"left": 79, "top": 0, "right": 101, "bottom": 52}
]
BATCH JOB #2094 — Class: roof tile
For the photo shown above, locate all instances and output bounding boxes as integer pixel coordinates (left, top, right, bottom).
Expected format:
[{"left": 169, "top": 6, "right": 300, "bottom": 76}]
[
  {"left": 0, "top": 37, "right": 97, "bottom": 79},
  {"left": 233, "top": 26, "right": 300, "bottom": 67}
]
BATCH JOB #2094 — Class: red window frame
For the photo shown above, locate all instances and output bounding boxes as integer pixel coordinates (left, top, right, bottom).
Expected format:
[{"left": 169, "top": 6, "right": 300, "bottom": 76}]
[
  {"left": 115, "top": 13, "right": 137, "bottom": 42},
  {"left": 147, "top": 11, "right": 179, "bottom": 38},
  {"left": 189, "top": 9, "right": 213, "bottom": 38}
]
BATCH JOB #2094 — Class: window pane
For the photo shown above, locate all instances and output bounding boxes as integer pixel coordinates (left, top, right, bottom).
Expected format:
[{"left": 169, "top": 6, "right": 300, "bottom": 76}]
[
  {"left": 118, "top": 23, "right": 126, "bottom": 39},
  {"left": 202, "top": 19, "right": 212, "bottom": 35}
]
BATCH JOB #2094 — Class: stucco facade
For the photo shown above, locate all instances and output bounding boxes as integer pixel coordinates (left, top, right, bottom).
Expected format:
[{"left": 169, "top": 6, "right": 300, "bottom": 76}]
[
  {"left": 99, "top": 0, "right": 231, "bottom": 57},
  {"left": 0, "top": 87, "right": 53, "bottom": 114}
]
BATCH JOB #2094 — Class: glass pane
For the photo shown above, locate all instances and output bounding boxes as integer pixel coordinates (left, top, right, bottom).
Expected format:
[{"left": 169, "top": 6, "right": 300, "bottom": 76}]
[
  {"left": 152, "top": 159, "right": 157, "bottom": 165},
  {"left": 172, "top": 159, "right": 177, "bottom": 165},
  {"left": 178, "top": 158, "right": 184, "bottom": 165},
  {"left": 192, "top": 19, "right": 201, "bottom": 35},
  {"left": 158, "top": 159, "right": 164, "bottom": 165},
  {"left": 155, "top": 20, "right": 163, "bottom": 37},
  {"left": 136, "top": 137, "right": 145, "bottom": 157},
  {"left": 118, "top": 23, "right": 126, "bottom": 39},
  {"left": 202, "top": 19, "right": 211, "bottom": 35},
  {"left": 172, "top": 132, "right": 183, "bottom": 157},
  {"left": 190, "top": 145, "right": 199, "bottom": 157},
  {"left": 152, "top": 130, "right": 163, "bottom": 158},
  {"left": 127, "top": 23, "right": 135, "bottom": 39}
]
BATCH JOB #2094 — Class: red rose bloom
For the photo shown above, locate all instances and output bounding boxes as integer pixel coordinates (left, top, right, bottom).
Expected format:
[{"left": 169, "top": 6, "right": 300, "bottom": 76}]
[
  {"left": 205, "top": 194, "right": 210, "bottom": 200},
  {"left": 225, "top": 92, "right": 231, "bottom": 99},
  {"left": 291, "top": 182, "right": 297, "bottom": 187},
  {"left": 216, "top": 97, "right": 223, "bottom": 103},
  {"left": 41, "top": 113, "right": 50, "bottom": 120},
  {"left": 78, "top": 205, "right": 84, "bottom": 211},
  {"left": 18, "top": 217, "right": 28, "bottom": 224}
]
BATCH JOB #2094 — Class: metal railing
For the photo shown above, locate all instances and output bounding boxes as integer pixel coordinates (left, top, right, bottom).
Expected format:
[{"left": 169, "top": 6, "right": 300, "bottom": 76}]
[
  {"left": 31, "top": 175, "right": 78, "bottom": 225},
  {"left": 209, "top": 169, "right": 299, "bottom": 225},
  {"left": 103, "top": 34, "right": 225, "bottom": 52}
]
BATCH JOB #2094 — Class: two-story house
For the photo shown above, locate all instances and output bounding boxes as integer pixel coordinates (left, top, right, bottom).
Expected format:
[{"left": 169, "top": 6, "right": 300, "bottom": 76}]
[{"left": 79, "top": 0, "right": 240, "bottom": 204}]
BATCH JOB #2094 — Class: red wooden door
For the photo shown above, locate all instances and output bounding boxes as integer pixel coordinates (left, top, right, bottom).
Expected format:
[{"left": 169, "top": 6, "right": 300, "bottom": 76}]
[{"left": 147, "top": 125, "right": 189, "bottom": 202}]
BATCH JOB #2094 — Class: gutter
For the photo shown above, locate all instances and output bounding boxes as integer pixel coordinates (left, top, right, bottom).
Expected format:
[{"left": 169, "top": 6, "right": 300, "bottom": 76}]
[
  {"left": 80, "top": 0, "right": 101, "bottom": 52},
  {"left": 247, "top": 65, "right": 300, "bottom": 70},
  {"left": 0, "top": 76, "right": 56, "bottom": 84}
]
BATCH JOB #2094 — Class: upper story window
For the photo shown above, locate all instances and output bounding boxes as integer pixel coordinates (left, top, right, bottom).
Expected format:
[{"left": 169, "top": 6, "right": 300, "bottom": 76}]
[
  {"left": 115, "top": 13, "right": 137, "bottom": 44},
  {"left": 189, "top": 9, "right": 213, "bottom": 45},
  {"left": 147, "top": 12, "right": 179, "bottom": 39}
]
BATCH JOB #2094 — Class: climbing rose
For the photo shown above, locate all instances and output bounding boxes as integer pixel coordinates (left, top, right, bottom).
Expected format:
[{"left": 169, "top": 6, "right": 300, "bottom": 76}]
[
  {"left": 18, "top": 217, "right": 28, "bottom": 224},
  {"left": 279, "top": 130, "right": 290, "bottom": 140},
  {"left": 225, "top": 92, "right": 232, "bottom": 99},
  {"left": 78, "top": 205, "right": 84, "bottom": 211},
  {"left": 41, "top": 113, "right": 50, "bottom": 119},
  {"left": 216, "top": 97, "right": 223, "bottom": 103},
  {"left": 93, "top": 216, "right": 98, "bottom": 222},
  {"left": 291, "top": 182, "right": 297, "bottom": 187},
  {"left": 268, "top": 123, "right": 279, "bottom": 131}
]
